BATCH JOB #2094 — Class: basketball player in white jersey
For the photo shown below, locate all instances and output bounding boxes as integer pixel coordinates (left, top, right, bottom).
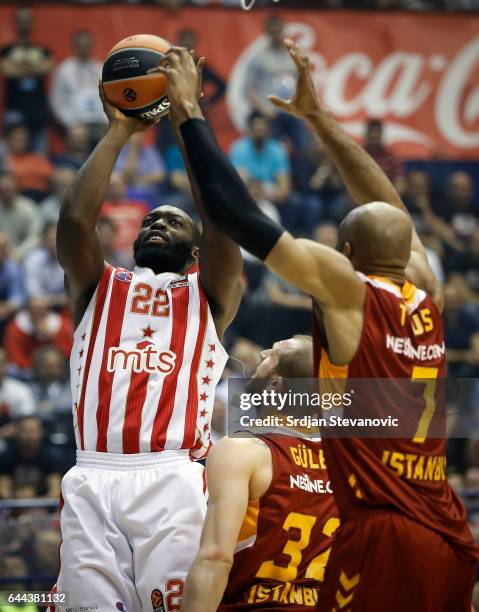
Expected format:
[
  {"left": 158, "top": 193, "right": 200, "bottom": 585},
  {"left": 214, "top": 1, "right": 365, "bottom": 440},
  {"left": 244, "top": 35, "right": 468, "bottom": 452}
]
[{"left": 51, "top": 73, "right": 243, "bottom": 610}]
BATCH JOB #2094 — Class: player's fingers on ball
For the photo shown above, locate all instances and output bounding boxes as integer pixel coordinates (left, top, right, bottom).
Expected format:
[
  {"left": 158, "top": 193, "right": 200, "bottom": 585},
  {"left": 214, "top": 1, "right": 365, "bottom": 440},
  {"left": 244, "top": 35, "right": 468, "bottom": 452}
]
[{"left": 169, "top": 45, "right": 190, "bottom": 61}]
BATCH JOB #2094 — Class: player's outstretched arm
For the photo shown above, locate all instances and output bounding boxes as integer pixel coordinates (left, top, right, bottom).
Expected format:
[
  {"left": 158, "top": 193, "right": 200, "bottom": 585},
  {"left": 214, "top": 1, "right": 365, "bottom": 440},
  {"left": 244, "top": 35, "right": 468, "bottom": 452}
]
[
  {"left": 57, "top": 86, "right": 153, "bottom": 324},
  {"left": 181, "top": 438, "right": 260, "bottom": 612},
  {"left": 167, "top": 56, "right": 243, "bottom": 339},
  {"left": 156, "top": 48, "right": 364, "bottom": 311},
  {"left": 269, "top": 40, "right": 442, "bottom": 308}
]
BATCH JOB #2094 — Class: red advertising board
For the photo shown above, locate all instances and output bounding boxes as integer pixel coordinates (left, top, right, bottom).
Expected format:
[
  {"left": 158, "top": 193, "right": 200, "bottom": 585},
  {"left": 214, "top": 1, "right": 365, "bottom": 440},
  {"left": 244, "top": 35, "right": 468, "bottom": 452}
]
[{"left": 0, "top": 5, "right": 478, "bottom": 158}]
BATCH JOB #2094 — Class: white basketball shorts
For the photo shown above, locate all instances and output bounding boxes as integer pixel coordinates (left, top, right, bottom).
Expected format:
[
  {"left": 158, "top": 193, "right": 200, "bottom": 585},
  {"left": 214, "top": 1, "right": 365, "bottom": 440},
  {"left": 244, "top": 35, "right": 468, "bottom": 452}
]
[{"left": 51, "top": 449, "right": 206, "bottom": 612}]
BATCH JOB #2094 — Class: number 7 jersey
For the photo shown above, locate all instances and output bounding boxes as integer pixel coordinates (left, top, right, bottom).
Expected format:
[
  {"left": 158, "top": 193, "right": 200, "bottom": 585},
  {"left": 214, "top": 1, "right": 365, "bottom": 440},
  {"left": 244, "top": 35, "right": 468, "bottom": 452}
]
[
  {"left": 313, "top": 274, "right": 479, "bottom": 561},
  {"left": 70, "top": 264, "right": 228, "bottom": 457}
]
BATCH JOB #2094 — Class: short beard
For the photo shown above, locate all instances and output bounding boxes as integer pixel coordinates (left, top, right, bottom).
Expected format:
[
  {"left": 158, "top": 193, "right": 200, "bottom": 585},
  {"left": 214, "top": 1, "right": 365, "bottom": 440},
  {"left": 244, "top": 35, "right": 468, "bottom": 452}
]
[{"left": 133, "top": 237, "right": 194, "bottom": 274}]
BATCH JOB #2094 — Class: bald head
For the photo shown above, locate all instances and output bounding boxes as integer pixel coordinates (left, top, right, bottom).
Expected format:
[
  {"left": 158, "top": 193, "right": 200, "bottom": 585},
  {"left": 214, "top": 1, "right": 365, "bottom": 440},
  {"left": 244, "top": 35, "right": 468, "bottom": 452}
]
[{"left": 338, "top": 202, "right": 412, "bottom": 274}]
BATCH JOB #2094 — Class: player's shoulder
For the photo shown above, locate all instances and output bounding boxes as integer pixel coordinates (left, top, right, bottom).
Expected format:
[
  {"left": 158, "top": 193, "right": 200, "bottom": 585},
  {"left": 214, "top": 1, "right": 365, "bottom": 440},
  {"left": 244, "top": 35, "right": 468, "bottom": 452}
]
[{"left": 207, "top": 436, "right": 271, "bottom": 474}]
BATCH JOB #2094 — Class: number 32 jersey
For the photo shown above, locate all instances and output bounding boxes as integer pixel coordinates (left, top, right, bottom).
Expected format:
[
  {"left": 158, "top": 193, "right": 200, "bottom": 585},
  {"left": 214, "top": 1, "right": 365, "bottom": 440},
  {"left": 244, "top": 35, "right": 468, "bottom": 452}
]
[
  {"left": 313, "top": 274, "right": 479, "bottom": 561},
  {"left": 70, "top": 264, "right": 228, "bottom": 457},
  {"left": 220, "top": 435, "right": 338, "bottom": 611}
]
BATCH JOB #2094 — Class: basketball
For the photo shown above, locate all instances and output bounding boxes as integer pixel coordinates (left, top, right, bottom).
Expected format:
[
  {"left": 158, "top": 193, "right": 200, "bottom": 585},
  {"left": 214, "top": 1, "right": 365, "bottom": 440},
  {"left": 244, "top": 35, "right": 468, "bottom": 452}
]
[{"left": 102, "top": 34, "right": 171, "bottom": 120}]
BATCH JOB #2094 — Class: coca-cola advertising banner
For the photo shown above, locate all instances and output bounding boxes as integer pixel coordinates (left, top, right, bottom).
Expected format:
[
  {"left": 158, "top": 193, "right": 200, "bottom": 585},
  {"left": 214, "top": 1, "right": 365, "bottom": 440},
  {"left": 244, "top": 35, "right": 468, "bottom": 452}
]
[{"left": 0, "top": 5, "right": 478, "bottom": 158}]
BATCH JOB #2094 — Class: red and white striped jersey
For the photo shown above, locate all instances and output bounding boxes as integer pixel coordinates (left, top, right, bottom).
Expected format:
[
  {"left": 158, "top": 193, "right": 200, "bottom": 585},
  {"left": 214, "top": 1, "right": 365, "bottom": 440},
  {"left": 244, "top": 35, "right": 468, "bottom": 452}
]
[{"left": 70, "top": 264, "right": 228, "bottom": 457}]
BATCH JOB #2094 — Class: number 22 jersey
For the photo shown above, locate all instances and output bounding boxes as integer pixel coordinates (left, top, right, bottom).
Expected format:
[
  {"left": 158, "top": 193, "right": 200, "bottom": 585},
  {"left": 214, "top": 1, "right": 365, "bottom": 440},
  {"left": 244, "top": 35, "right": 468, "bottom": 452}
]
[{"left": 70, "top": 264, "right": 228, "bottom": 457}]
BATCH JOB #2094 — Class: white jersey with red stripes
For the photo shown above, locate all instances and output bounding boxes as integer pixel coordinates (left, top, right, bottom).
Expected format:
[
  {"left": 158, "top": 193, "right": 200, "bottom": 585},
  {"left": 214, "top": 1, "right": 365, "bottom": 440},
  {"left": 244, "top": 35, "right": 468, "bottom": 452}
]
[{"left": 70, "top": 264, "right": 228, "bottom": 457}]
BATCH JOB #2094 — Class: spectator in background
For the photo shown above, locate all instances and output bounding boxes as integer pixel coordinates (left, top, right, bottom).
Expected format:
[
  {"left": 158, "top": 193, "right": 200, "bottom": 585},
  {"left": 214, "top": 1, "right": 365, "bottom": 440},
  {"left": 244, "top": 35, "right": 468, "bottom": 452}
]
[
  {"left": 230, "top": 111, "right": 291, "bottom": 203},
  {"left": 300, "top": 141, "right": 338, "bottom": 194},
  {"left": 53, "top": 123, "right": 91, "bottom": 171},
  {"left": 0, "top": 416, "right": 64, "bottom": 499},
  {"left": 244, "top": 15, "right": 305, "bottom": 150},
  {"left": 177, "top": 28, "right": 226, "bottom": 111},
  {"left": 0, "top": 232, "right": 25, "bottom": 341},
  {"left": 100, "top": 172, "right": 149, "bottom": 254},
  {"left": 0, "top": 6, "right": 53, "bottom": 152},
  {"left": 443, "top": 281, "right": 479, "bottom": 375},
  {"left": 39, "top": 166, "right": 76, "bottom": 224},
  {"left": 0, "top": 348, "right": 35, "bottom": 435},
  {"left": 24, "top": 223, "right": 67, "bottom": 309},
  {"left": 4, "top": 124, "right": 54, "bottom": 201},
  {"left": 164, "top": 140, "right": 195, "bottom": 215},
  {"left": 449, "top": 226, "right": 479, "bottom": 294},
  {"left": 50, "top": 29, "right": 106, "bottom": 144},
  {"left": 364, "top": 118, "right": 404, "bottom": 182},
  {"left": 403, "top": 170, "right": 433, "bottom": 226},
  {"left": 408, "top": 170, "right": 479, "bottom": 255},
  {"left": 30, "top": 346, "right": 72, "bottom": 432},
  {"left": 97, "top": 217, "right": 133, "bottom": 269},
  {"left": 0, "top": 173, "right": 42, "bottom": 259},
  {"left": 3, "top": 296, "right": 72, "bottom": 378},
  {"left": 115, "top": 132, "right": 165, "bottom": 207},
  {"left": 436, "top": 171, "right": 479, "bottom": 242}
]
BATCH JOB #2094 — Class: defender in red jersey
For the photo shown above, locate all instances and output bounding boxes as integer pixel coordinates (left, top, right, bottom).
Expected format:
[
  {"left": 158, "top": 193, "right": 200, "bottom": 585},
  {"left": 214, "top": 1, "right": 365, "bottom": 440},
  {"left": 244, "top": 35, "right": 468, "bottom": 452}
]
[
  {"left": 182, "top": 336, "right": 338, "bottom": 612},
  {"left": 52, "top": 67, "right": 243, "bottom": 610},
  {"left": 158, "top": 44, "right": 479, "bottom": 610}
]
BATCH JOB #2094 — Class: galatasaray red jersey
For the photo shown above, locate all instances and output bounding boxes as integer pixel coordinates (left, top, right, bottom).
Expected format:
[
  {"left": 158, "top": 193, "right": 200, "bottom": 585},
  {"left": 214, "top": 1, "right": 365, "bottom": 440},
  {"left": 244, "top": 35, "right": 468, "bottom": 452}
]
[
  {"left": 313, "top": 274, "right": 478, "bottom": 561},
  {"left": 220, "top": 434, "right": 338, "bottom": 611},
  {"left": 70, "top": 264, "right": 227, "bottom": 457}
]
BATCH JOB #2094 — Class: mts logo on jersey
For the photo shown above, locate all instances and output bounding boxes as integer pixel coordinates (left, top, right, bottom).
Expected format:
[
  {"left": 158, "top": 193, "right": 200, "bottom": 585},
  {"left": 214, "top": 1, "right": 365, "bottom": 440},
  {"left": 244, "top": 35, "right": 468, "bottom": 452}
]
[{"left": 107, "top": 345, "right": 177, "bottom": 374}]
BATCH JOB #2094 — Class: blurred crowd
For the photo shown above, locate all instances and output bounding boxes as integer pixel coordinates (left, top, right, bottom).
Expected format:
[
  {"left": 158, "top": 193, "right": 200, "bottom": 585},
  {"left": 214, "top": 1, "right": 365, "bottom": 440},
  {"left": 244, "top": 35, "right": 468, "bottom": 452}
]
[{"left": 0, "top": 3, "right": 479, "bottom": 597}]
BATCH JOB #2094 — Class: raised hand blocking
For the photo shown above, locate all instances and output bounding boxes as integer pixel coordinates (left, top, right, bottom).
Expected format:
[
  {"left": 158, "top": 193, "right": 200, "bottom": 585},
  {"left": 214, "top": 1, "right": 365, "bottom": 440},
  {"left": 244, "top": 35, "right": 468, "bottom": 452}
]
[{"left": 268, "top": 39, "right": 322, "bottom": 119}]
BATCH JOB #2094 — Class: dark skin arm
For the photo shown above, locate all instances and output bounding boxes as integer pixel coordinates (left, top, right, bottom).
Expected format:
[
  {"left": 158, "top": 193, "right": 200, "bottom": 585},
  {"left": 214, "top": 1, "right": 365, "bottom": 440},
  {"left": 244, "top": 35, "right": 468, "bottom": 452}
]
[
  {"left": 165, "top": 56, "right": 243, "bottom": 338},
  {"left": 57, "top": 86, "right": 153, "bottom": 326},
  {"left": 155, "top": 48, "right": 365, "bottom": 365},
  {"left": 269, "top": 40, "right": 443, "bottom": 311}
]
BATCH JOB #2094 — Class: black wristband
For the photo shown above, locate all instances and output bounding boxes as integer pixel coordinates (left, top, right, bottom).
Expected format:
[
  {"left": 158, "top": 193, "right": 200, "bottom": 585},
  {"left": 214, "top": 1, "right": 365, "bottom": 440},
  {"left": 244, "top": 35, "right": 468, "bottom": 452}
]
[{"left": 180, "top": 118, "right": 284, "bottom": 261}]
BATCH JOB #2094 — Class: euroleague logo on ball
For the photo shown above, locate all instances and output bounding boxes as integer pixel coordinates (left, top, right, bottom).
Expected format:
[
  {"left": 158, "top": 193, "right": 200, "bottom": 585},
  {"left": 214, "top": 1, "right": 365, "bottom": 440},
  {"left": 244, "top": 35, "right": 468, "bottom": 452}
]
[{"left": 122, "top": 87, "right": 137, "bottom": 103}]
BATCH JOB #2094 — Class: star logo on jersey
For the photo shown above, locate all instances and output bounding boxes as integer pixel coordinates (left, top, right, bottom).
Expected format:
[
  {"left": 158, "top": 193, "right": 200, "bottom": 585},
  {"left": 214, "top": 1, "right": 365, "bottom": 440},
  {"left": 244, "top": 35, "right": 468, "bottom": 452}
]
[
  {"left": 142, "top": 325, "right": 155, "bottom": 338},
  {"left": 203, "top": 423, "right": 209, "bottom": 432},
  {"left": 199, "top": 409, "right": 207, "bottom": 418},
  {"left": 209, "top": 343, "right": 216, "bottom": 352},
  {"left": 81, "top": 333, "right": 86, "bottom": 342},
  {"left": 205, "top": 359, "right": 215, "bottom": 369},
  {"left": 79, "top": 349, "right": 84, "bottom": 358},
  {"left": 201, "top": 375, "right": 211, "bottom": 386},
  {"left": 199, "top": 392, "right": 208, "bottom": 402}
]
